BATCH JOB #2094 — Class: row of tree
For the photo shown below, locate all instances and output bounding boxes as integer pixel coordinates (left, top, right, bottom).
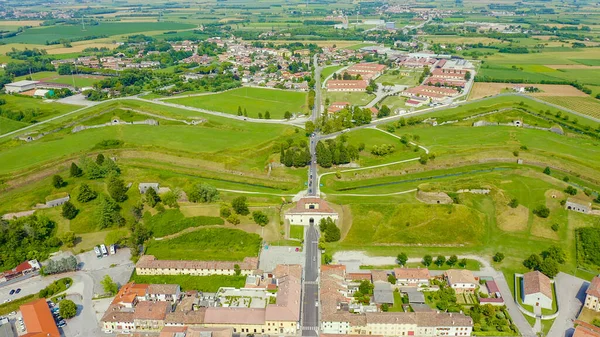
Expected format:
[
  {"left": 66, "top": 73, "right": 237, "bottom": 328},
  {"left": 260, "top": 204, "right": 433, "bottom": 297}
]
[
  {"left": 42, "top": 256, "right": 78, "bottom": 275},
  {"left": 315, "top": 138, "right": 361, "bottom": 168}
]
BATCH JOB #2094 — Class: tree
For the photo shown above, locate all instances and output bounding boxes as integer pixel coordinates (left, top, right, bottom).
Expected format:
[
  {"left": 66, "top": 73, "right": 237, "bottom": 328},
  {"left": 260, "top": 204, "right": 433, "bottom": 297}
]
[
  {"left": 77, "top": 183, "right": 97, "bottom": 203},
  {"left": 258, "top": 112, "right": 263, "bottom": 119},
  {"left": 70, "top": 162, "right": 83, "bottom": 177},
  {"left": 324, "top": 253, "right": 333, "bottom": 264},
  {"left": 161, "top": 189, "right": 180, "bottom": 208},
  {"left": 220, "top": 204, "right": 232, "bottom": 218},
  {"left": 388, "top": 274, "right": 397, "bottom": 284},
  {"left": 493, "top": 252, "right": 505, "bottom": 263},
  {"left": 234, "top": 264, "right": 241, "bottom": 276},
  {"left": 52, "top": 175, "right": 64, "bottom": 188},
  {"left": 533, "top": 205, "right": 550, "bottom": 218},
  {"left": 359, "top": 280, "right": 374, "bottom": 295},
  {"left": 381, "top": 303, "right": 389, "bottom": 312},
  {"left": 543, "top": 166, "right": 551, "bottom": 175},
  {"left": 252, "top": 211, "right": 269, "bottom": 226},
  {"left": 422, "top": 255, "right": 433, "bottom": 267},
  {"left": 107, "top": 174, "right": 128, "bottom": 202},
  {"left": 96, "top": 195, "right": 124, "bottom": 229},
  {"left": 305, "top": 121, "right": 315, "bottom": 135},
  {"left": 265, "top": 111, "right": 271, "bottom": 119},
  {"left": 61, "top": 201, "right": 78, "bottom": 220},
  {"left": 397, "top": 252, "right": 408, "bottom": 266},
  {"left": 539, "top": 258, "right": 559, "bottom": 278},
  {"left": 60, "top": 231, "right": 76, "bottom": 248},
  {"left": 465, "top": 71, "right": 471, "bottom": 81},
  {"left": 226, "top": 213, "right": 240, "bottom": 225},
  {"left": 508, "top": 198, "right": 519, "bottom": 208},
  {"left": 523, "top": 254, "right": 542, "bottom": 270},
  {"left": 284, "top": 111, "right": 292, "bottom": 120},
  {"left": 59, "top": 299, "right": 77, "bottom": 319},
  {"left": 96, "top": 153, "right": 105, "bottom": 165},
  {"left": 564, "top": 186, "right": 578, "bottom": 195},
  {"left": 231, "top": 196, "right": 249, "bottom": 215},
  {"left": 435, "top": 255, "right": 446, "bottom": 267},
  {"left": 237, "top": 106, "right": 243, "bottom": 116},
  {"left": 188, "top": 183, "right": 219, "bottom": 203},
  {"left": 542, "top": 245, "right": 566, "bottom": 264},
  {"left": 145, "top": 188, "right": 160, "bottom": 208},
  {"left": 101, "top": 275, "right": 118, "bottom": 295},
  {"left": 447, "top": 255, "right": 458, "bottom": 266},
  {"left": 458, "top": 258, "right": 468, "bottom": 268},
  {"left": 320, "top": 217, "right": 340, "bottom": 242}
]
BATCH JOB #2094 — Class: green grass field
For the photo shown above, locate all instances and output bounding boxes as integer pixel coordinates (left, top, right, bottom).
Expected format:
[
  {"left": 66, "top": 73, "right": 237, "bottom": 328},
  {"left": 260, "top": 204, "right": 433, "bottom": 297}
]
[
  {"left": 4, "top": 22, "right": 195, "bottom": 44},
  {"left": 325, "top": 91, "right": 374, "bottom": 106},
  {"left": 0, "top": 116, "right": 28, "bottom": 135},
  {"left": 289, "top": 225, "right": 305, "bottom": 241},
  {"left": 144, "top": 228, "right": 262, "bottom": 261},
  {"left": 345, "top": 128, "right": 424, "bottom": 166},
  {"left": 130, "top": 271, "right": 246, "bottom": 292},
  {"left": 144, "top": 209, "right": 224, "bottom": 237},
  {"left": 321, "top": 65, "right": 344, "bottom": 80},
  {"left": 15, "top": 71, "right": 106, "bottom": 88},
  {"left": 0, "top": 94, "right": 79, "bottom": 125},
  {"left": 169, "top": 87, "right": 308, "bottom": 118},
  {"left": 343, "top": 203, "right": 486, "bottom": 245}
]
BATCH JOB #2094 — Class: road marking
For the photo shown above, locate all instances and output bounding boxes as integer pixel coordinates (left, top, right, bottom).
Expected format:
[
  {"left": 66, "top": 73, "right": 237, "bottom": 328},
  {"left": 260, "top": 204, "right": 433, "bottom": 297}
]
[{"left": 301, "top": 326, "right": 319, "bottom": 331}]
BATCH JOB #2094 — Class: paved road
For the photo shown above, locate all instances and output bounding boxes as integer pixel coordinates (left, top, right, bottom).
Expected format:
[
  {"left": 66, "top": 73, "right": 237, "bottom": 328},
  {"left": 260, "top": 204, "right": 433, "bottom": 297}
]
[
  {"left": 301, "top": 225, "right": 320, "bottom": 337},
  {"left": 547, "top": 273, "right": 589, "bottom": 337},
  {"left": 308, "top": 54, "right": 321, "bottom": 196}
]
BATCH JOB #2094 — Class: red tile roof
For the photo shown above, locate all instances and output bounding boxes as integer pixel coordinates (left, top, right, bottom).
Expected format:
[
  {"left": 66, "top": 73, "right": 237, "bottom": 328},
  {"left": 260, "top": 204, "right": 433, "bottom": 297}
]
[
  {"left": 523, "top": 271, "right": 553, "bottom": 299},
  {"left": 326, "top": 80, "right": 368, "bottom": 90},
  {"left": 486, "top": 280, "right": 500, "bottom": 294},
  {"left": 288, "top": 197, "right": 336, "bottom": 214},
  {"left": 587, "top": 276, "right": 600, "bottom": 298},
  {"left": 136, "top": 256, "right": 258, "bottom": 272},
  {"left": 394, "top": 268, "right": 430, "bottom": 280},
  {"left": 20, "top": 298, "right": 60, "bottom": 337}
]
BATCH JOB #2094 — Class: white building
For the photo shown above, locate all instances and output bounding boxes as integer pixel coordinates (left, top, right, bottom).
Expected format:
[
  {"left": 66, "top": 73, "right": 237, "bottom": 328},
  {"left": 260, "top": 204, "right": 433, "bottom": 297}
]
[
  {"left": 285, "top": 197, "right": 339, "bottom": 226},
  {"left": 522, "top": 271, "right": 553, "bottom": 309},
  {"left": 5, "top": 80, "right": 39, "bottom": 93},
  {"left": 584, "top": 276, "right": 600, "bottom": 311},
  {"left": 394, "top": 268, "right": 430, "bottom": 287},
  {"left": 445, "top": 269, "right": 478, "bottom": 293}
]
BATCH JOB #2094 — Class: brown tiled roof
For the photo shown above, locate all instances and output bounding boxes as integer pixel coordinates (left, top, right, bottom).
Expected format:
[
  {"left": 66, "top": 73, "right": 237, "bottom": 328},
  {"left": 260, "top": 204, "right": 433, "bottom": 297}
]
[
  {"left": 148, "top": 284, "right": 179, "bottom": 296},
  {"left": 136, "top": 255, "right": 258, "bottom": 271},
  {"left": 133, "top": 301, "right": 170, "bottom": 321},
  {"left": 371, "top": 270, "right": 389, "bottom": 283},
  {"left": 394, "top": 268, "right": 430, "bottom": 280},
  {"left": 586, "top": 276, "right": 600, "bottom": 298},
  {"left": 365, "top": 312, "right": 472, "bottom": 327},
  {"left": 186, "top": 327, "right": 234, "bottom": 337},
  {"left": 204, "top": 308, "right": 266, "bottom": 325},
  {"left": 287, "top": 197, "right": 337, "bottom": 214},
  {"left": 348, "top": 273, "right": 372, "bottom": 281},
  {"left": 266, "top": 264, "right": 302, "bottom": 322},
  {"left": 165, "top": 308, "right": 206, "bottom": 325},
  {"left": 160, "top": 326, "right": 187, "bottom": 337},
  {"left": 445, "top": 269, "right": 477, "bottom": 285},
  {"left": 573, "top": 321, "right": 600, "bottom": 337},
  {"left": 326, "top": 80, "right": 368, "bottom": 90},
  {"left": 112, "top": 282, "right": 149, "bottom": 305},
  {"left": 523, "top": 271, "right": 553, "bottom": 299},
  {"left": 101, "top": 304, "right": 135, "bottom": 323},
  {"left": 20, "top": 298, "right": 60, "bottom": 337}
]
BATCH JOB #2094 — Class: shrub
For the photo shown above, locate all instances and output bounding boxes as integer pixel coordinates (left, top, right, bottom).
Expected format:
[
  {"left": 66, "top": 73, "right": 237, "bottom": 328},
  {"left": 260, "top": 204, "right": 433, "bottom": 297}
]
[{"left": 533, "top": 205, "right": 550, "bottom": 218}]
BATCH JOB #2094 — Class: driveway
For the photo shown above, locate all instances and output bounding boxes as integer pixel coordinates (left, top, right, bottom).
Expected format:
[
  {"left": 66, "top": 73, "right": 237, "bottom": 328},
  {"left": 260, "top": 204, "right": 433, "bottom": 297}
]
[{"left": 547, "top": 272, "right": 589, "bottom": 337}]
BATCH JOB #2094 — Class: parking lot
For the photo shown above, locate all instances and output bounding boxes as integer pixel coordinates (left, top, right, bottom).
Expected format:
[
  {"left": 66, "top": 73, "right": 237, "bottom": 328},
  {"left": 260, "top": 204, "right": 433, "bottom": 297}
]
[{"left": 259, "top": 245, "right": 305, "bottom": 272}]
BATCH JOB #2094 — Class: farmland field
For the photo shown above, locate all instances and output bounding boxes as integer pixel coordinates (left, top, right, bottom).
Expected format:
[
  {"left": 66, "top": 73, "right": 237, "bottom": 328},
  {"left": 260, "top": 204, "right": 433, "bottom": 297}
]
[
  {"left": 539, "top": 96, "right": 600, "bottom": 120},
  {"left": 3, "top": 22, "right": 196, "bottom": 44},
  {"left": 169, "top": 87, "right": 308, "bottom": 118},
  {"left": 325, "top": 91, "right": 374, "bottom": 107},
  {"left": 469, "top": 83, "right": 588, "bottom": 100},
  {"left": 144, "top": 228, "right": 262, "bottom": 261}
]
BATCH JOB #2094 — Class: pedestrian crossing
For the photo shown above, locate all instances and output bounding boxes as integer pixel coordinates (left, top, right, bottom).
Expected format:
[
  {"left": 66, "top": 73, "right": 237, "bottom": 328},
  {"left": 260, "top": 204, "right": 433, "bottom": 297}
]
[
  {"left": 302, "top": 326, "right": 318, "bottom": 331},
  {"left": 304, "top": 281, "right": 318, "bottom": 285}
]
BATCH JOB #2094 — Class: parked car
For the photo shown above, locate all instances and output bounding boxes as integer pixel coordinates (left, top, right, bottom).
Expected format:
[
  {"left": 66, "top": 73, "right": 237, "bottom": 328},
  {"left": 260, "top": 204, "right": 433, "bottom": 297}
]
[
  {"left": 9, "top": 289, "right": 14, "bottom": 295},
  {"left": 15, "top": 288, "right": 21, "bottom": 294}
]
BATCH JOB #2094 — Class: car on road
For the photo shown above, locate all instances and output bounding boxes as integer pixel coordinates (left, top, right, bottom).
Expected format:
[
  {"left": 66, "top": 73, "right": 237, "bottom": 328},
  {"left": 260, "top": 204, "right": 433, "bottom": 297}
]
[
  {"left": 9, "top": 289, "right": 15, "bottom": 295},
  {"left": 15, "top": 288, "right": 20, "bottom": 294}
]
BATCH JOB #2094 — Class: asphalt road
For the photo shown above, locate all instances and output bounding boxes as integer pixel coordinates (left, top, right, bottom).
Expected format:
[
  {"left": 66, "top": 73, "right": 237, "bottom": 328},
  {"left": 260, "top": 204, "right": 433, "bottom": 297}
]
[
  {"left": 547, "top": 273, "right": 589, "bottom": 337},
  {"left": 307, "top": 54, "right": 322, "bottom": 196},
  {"left": 301, "top": 225, "right": 320, "bottom": 336}
]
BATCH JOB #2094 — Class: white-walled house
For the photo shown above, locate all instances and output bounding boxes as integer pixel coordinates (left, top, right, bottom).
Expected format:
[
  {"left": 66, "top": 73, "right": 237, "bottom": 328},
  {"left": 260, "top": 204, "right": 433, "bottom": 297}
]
[
  {"left": 445, "top": 270, "right": 478, "bottom": 293},
  {"left": 285, "top": 197, "right": 339, "bottom": 226},
  {"left": 522, "top": 271, "right": 553, "bottom": 309}
]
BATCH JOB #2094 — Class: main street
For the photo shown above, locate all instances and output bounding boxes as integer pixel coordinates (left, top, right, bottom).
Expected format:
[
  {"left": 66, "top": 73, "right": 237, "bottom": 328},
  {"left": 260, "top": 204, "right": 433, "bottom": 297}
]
[{"left": 301, "top": 54, "right": 322, "bottom": 336}]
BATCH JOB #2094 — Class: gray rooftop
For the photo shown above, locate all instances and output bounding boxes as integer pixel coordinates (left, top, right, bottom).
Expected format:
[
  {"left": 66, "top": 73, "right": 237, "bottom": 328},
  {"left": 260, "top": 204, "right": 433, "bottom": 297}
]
[
  {"left": 7, "top": 80, "right": 39, "bottom": 87},
  {"left": 373, "top": 282, "right": 394, "bottom": 304},
  {"left": 407, "top": 290, "right": 426, "bottom": 304}
]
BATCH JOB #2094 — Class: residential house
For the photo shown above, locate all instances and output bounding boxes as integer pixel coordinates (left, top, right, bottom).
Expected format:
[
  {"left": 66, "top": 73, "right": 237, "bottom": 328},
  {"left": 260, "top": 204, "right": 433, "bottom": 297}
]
[
  {"left": 394, "top": 268, "right": 430, "bottom": 287},
  {"left": 522, "top": 271, "right": 553, "bottom": 309},
  {"left": 445, "top": 270, "right": 478, "bottom": 293},
  {"left": 20, "top": 298, "right": 60, "bottom": 337},
  {"left": 135, "top": 255, "right": 258, "bottom": 276},
  {"left": 326, "top": 80, "right": 368, "bottom": 92},
  {"left": 584, "top": 276, "right": 600, "bottom": 311},
  {"left": 147, "top": 284, "right": 181, "bottom": 303}
]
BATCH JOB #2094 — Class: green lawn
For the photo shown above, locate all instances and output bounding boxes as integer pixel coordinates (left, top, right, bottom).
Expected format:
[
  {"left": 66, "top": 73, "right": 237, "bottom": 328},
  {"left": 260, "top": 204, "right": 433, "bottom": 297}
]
[
  {"left": 15, "top": 71, "right": 106, "bottom": 88},
  {"left": 321, "top": 65, "right": 344, "bottom": 80},
  {"left": 4, "top": 22, "right": 195, "bottom": 44},
  {"left": 346, "top": 128, "right": 424, "bottom": 166},
  {"left": 144, "top": 228, "right": 262, "bottom": 261},
  {"left": 376, "top": 69, "right": 420, "bottom": 86},
  {"left": 144, "top": 209, "right": 224, "bottom": 237},
  {"left": 0, "top": 94, "right": 79, "bottom": 124},
  {"left": 169, "top": 87, "right": 308, "bottom": 119},
  {"left": 0, "top": 116, "right": 28, "bottom": 135},
  {"left": 388, "top": 290, "right": 406, "bottom": 312},
  {"left": 343, "top": 203, "right": 486, "bottom": 246},
  {"left": 130, "top": 271, "right": 246, "bottom": 292},
  {"left": 289, "top": 225, "right": 305, "bottom": 241},
  {"left": 325, "top": 91, "right": 375, "bottom": 107}
]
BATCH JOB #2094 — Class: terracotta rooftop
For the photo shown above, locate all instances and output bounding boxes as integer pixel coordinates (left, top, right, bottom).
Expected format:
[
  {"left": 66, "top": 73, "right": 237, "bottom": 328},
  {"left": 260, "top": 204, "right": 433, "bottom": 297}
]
[
  {"left": 486, "top": 280, "right": 500, "bottom": 294},
  {"left": 101, "top": 304, "right": 135, "bottom": 323},
  {"left": 573, "top": 321, "right": 600, "bottom": 337},
  {"left": 445, "top": 269, "right": 477, "bottom": 285},
  {"left": 147, "top": 284, "right": 180, "bottom": 296},
  {"left": 287, "top": 197, "right": 337, "bottom": 214},
  {"left": 394, "top": 267, "right": 430, "bottom": 280},
  {"left": 20, "top": 298, "right": 60, "bottom": 337},
  {"left": 204, "top": 308, "right": 266, "bottom": 325},
  {"left": 523, "top": 271, "right": 553, "bottom": 300},
  {"left": 133, "top": 301, "right": 171, "bottom": 321},
  {"left": 112, "top": 282, "right": 149, "bottom": 305},
  {"left": 265, "top": 264, "right": 302, "bottom": 322},
  {"left": 326, "top": 80, "right": 368, "bottom": 90},
  {"left": 136, "top": 255, "right": 259, "bottom": 271},
  {"left": 587, "top": 276, "right": 600, "bottom": 298},
  {"left": 348, "top": 272, "right": 372, "bottom": 282},
  {"left": 371, "top": 270, "right": 389, "bottom": 283},
  {"left": 165, "top": 308, "right": 206, "bottom": 325}
]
